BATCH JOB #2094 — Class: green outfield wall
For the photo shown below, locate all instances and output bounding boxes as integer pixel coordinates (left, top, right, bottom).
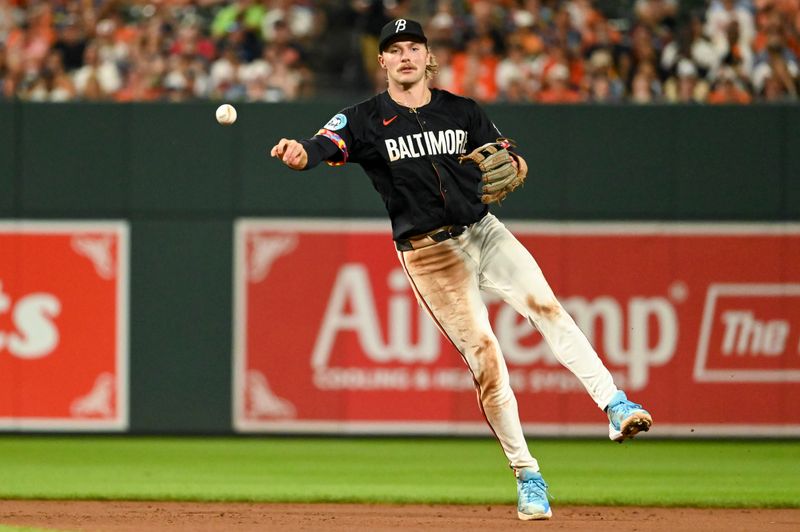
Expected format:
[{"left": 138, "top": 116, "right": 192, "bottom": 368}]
[{"left": 0, "top": 102, "right": 797, "bottom": 433}]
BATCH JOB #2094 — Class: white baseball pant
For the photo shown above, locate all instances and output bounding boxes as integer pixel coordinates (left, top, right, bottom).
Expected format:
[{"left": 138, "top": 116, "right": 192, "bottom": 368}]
[{"left": 397, "top": 213, "right": 619, "bottom": 470}]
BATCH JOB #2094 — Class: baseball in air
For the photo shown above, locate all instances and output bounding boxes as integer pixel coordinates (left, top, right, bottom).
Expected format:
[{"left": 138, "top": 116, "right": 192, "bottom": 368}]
[{"left": 215, "top": 104, "right": 237, "bottom": 125}]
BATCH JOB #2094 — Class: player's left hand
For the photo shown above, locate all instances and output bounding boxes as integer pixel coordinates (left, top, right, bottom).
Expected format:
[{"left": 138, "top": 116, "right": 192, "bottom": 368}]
[{"left": 459, "top": 139, "right": 527, "bottom": 204}]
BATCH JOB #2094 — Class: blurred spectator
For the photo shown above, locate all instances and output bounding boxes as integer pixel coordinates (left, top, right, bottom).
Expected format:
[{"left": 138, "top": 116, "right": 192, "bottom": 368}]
[
  {"left": 567, "top": 0, "right": 604, "bottom": 43},
  {"left": 754, "top": 1, "right": 800, "bottom": 58},
  {"left": 170, "top": 20, "right": 216, "bottom": 63},
  {"left": 537, "top": 62, "right": 583, "bottom": 102},
  {"left": 450, "top": 35, "right": 500, "bottom": 102},
  {"left": 626, "top": 25, "right": 660, "bottom": 88},
  {"left": 718, "top": 19, "right": 755, "bottom": 81},
  {"left": 634, "top": 0, "right": 678, "bottom": 40},
  {"left": 753, "top": 2, "right": 800, "bottom": 58},
  {"left": 349, "top": 0, "right": 398, "bottom": 92},
  {"left": 163, "top": 52, "right": 209, "bottom": 101},
  {"left": 261, "top": 0, "right": 320, "bottom": 43},
  {"left": 0, "top": 1, "right": 21, "bottom": 44},
  {"left": 52, "top": 19, "right": 87, "bottom": 72},
  {"left": 429, "top": 41, "right": 456, "bottom": 93},
  {"left": 211, "top": 0, "right": 264, "bottom": 48},
  {"left": 708, "top": 65, "right": 753, "bottom": 102},
  {"left": 0, "top": 0, "right": 797, "bottom": 104},
  {"left": 212, "top": 2, "right": 262, "bottom": 63},
  {"left": 755, "top": 63, "right": 797, "bottom": 99},
  {"left": 261, "top": 43, "right": 302, "bottom": 101},
  {"left": 535, "top": 42, "right": 584, "bottom": 95},
  {"left": 267, "top": 16, "right": 314, "bottom": 100},
  {"left": 102, "top": 10, "right": 139, "bottom": 68},
  {"left": 584, "top": 48, "right": 625, "bottom": 101},
  {"left": 586, "top": 72, "right": 615, "bottom": 102},
  {"left": 661, "top": 14, "right": 718, "bottom": 81},
  {"left": 705, "top": 0, "right": 756, "bottom": 68},
  {"left": 427, "top": 0, "right": 465, "bottom": 45},
  {"left": 115, "top": 63, "right": 162, "bottom": 102},
  {"left": 114, "top": 52, "right": 164, "bottom": 102},
  {"left": 73, "top": 41, "right": 121, "bottom": 99},
  {"left": 496, "top": 41, "right": 535, "bottom": 101},
  {"left": 752, "top": 27, "right": 799, "bottom": 98},
  {"left": 268, "top": 19, "right": 304, "bottom": 69},
  {"left": 581, "top": 9, "right": 622, "bottom": 55},
  {"left": 209, "top": 44, "right": 245, "bottom": 98},
  {"left": 509, "top": 3, "right": 545, "bottom": 57},
  {"left": 240, "top": 43, "right": 273, "bottom": 87},
  {"left": 461, "top": 0, "right": 507, "bottom": 55},
  {"left": 551, "top": 3, "right": 583, "bottom": 60},
  {"left": 630, "top": 61, "right": 663, "bottom": 102},
  {"left": 663, "top": 58, "right": 710, "bottom": 102},
  {"left": 25, "top": 49, "right": 74, "bottom": 101},
  {"left": 0, "top": 38, "right": 22, "bottom": 100}
]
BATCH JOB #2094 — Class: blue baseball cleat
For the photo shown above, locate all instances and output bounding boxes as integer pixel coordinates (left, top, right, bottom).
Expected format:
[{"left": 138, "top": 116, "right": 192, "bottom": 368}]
[
  {"left": 515, "top": 468, "right": 552, "bottom": 520},
  {"left": 606, "top": 390, "right": 652, "bottom": 442}
]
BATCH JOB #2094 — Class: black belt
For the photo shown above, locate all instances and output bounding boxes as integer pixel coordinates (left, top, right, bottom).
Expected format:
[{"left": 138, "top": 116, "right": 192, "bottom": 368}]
[{"left": 395, "top": 225, "right": 468, "bottom": 251}]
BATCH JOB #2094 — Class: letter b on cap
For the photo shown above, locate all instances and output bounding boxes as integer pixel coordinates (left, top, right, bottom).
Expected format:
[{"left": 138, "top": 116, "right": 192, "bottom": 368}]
[{"left": 395, "top": 19, "right": 406, "bottom": 32}]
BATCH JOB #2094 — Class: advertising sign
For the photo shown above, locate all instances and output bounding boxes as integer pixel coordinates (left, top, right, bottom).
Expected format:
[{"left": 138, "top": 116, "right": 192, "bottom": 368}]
[
  {"left": 234, "top": 220, "right": 800, "bottom": 437},
  {"left": 0, "top": 222, "right": 128, "bottom": 430}
]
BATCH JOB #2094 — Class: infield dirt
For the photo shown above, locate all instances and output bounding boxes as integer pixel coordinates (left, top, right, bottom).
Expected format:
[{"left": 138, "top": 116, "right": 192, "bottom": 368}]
[{"left": 1, "top": 501, "right": 799, "bottom": 531}]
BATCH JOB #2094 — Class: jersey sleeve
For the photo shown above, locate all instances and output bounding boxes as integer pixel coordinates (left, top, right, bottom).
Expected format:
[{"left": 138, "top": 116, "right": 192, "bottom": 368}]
[
  {"left": 467, "top": 100, "right": 505, "bottom": 148},
  {"left": 467, "top": 99, "right": 524, "bottom": 159},
  {"left": 310, "top": 107, "right": 359, "bottom": 166}
]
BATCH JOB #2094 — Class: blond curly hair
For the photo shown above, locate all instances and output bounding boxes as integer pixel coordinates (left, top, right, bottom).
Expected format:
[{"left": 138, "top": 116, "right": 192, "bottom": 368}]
[{"left": 426, "top": 52, "right": 439, "bottom": 80}]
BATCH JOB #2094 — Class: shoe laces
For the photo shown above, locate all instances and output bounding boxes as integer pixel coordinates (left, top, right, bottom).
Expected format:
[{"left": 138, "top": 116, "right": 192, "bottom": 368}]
[{"left": 520, "top": 475, "right": 549, "bottom": 503}]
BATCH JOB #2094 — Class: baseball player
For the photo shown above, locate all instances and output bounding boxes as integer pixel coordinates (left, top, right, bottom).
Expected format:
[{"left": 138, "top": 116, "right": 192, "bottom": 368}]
[{"left": 270, "top": 18, "right": 652, "bottom": 521}]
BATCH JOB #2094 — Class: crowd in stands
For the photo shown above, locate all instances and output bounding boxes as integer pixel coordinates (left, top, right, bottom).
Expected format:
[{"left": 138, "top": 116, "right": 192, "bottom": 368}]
[{"left": 0, "top": 0, "right": 798, "bottom": 104}]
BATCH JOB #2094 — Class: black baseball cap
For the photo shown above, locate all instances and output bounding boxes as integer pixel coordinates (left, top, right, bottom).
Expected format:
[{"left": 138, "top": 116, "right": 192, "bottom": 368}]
[{"left": 378, "top": 19, "right": 427, "bottom": 52}]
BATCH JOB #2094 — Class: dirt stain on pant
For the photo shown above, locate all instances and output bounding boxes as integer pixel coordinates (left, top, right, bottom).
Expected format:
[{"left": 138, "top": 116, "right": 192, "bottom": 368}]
[
  {"left": 526, "top": 294, "right": 561, "bottom": 319},
  {"left": 399, "top": 240, "right": 536, "bottom": 469},
  {"left": 472, "top": 335, "right": 510, "bottom": 408}
]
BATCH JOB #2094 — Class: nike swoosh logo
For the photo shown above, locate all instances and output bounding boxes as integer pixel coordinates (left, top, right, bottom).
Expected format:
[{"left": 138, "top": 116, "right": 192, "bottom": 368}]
[{"left": 383, "top": 115, "right": 398, "bottom": 126}]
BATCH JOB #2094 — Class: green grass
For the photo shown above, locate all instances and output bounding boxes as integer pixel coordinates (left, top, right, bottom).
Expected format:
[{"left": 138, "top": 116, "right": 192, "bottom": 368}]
[
  {"left": 0, "top": 436, "right": 797, "bottom": 508},
  {"left": 0, "top": 527, "right": 69, "bottom": 532}
]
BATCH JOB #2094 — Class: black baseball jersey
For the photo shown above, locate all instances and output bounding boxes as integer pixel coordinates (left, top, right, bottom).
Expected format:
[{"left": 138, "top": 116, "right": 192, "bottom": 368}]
[{"left": 300, "top": 88, "right": 512, "bottom": 241}]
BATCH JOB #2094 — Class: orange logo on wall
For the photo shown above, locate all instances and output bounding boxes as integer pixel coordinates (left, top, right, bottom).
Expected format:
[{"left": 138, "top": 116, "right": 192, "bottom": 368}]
[{"left": 0, "top": 222, "right": 128, "bottom": 430}]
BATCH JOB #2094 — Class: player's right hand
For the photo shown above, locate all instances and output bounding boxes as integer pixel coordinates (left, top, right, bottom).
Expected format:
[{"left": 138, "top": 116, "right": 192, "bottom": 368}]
[{"left": 270, "top": 138, "right": 308, "bottom": 170}]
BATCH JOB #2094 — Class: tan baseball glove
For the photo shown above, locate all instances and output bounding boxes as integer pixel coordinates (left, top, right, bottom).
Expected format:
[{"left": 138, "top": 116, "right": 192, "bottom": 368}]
[{"left": 458, "top": 139, "right": 527, "bottom": 204}]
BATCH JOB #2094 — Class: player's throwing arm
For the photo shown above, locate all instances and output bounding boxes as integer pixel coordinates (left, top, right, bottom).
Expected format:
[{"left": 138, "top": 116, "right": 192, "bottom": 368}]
[{"left": 270, "top": 139, "right": 308, "bottom": 170}]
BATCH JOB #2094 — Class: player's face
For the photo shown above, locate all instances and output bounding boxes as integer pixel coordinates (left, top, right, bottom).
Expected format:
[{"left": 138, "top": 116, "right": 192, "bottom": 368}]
[{"left": 380, "top": 40, "right": 429, "bottom": 86}]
